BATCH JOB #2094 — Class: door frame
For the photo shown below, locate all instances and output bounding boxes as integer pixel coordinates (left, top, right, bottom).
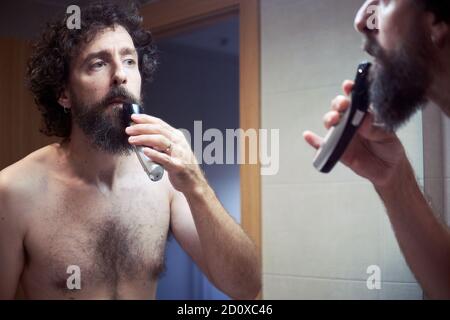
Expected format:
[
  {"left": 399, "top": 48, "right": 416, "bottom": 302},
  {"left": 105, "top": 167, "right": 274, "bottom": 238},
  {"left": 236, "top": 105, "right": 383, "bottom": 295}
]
[{"left": 140, "top": 0, "right": 262, "bottom": 258}]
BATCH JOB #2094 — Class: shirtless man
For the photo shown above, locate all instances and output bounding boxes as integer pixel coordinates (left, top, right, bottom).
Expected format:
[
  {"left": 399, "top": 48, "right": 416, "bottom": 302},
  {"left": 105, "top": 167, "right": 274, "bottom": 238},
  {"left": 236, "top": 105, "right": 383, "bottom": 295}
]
[
  {"left": 305, "top": 0, "right": 450, "bottom": 298},
  {"left": 0, "top": 2, "right": 261, "bottom": 299}
]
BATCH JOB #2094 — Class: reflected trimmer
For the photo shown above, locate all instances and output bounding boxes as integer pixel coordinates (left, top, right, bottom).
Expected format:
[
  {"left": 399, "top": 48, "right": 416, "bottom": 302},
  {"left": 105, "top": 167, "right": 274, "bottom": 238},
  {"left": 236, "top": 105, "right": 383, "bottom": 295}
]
[
  {"left": 313, "top": 62, "right": 372, "bottom": 173},
  {"left": 123, "top": 103, "right": 164, "bottom": 182}
]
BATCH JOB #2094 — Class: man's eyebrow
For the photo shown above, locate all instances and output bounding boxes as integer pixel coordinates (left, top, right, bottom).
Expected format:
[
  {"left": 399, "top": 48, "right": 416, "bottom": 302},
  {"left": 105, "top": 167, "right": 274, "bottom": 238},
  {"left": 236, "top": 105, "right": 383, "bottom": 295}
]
[
  {"left": 119, "top": 47, "right": 137, "bottom": 56},
  {"left": 82, "top": 47, "right": 137, "bottom": 64}
]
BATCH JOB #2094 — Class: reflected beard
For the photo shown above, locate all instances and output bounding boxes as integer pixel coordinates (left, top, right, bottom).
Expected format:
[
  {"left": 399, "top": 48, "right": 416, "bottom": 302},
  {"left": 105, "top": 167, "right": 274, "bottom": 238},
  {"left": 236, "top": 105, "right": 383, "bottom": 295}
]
[{"left": 367, "top": 30, "right": 432, "bottom": 132}]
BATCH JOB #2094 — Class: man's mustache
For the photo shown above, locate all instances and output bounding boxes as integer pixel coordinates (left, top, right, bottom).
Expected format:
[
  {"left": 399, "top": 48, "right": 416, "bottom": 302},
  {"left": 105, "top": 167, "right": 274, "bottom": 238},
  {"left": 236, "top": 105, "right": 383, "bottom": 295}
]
[
  {"left": 97, "top": 87, "right": 140, "bottom": 110},
  {"left": 363, "top": 37, "right": 385, "bottom": 60}
]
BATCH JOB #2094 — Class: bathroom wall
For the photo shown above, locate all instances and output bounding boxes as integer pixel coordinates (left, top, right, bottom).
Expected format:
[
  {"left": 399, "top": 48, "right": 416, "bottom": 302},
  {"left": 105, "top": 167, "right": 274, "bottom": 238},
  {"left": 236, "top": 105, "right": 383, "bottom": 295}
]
[
  {"left": 260, "top": 0, "right": 423, "bottom": 299},
  {"left": 443, "top": 116, "right": 450, "bottom": 224},
  {"left": 423, "top": 106, "right": 449, "bottom": 228}
]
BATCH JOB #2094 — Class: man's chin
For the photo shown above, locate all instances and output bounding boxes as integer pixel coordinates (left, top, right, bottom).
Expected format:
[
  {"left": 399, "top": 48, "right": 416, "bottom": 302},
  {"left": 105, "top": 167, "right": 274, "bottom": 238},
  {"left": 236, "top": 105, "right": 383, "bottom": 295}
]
[
  {"left": 370, "top": 88, "right": 426, "bottom": 132},
  {"left": 83, "top": 122, "right": 133, "bottom": 156}
]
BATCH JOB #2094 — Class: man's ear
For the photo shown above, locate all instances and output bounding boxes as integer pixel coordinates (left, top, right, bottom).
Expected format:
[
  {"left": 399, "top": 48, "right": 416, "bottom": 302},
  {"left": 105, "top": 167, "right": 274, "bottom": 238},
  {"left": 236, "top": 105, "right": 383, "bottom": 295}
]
[
  {"left": 428, "top": 13, "right": 450, "bottom": 48},
  {"left": 58, "top": 88, "right": 71, "bottom": 111}
]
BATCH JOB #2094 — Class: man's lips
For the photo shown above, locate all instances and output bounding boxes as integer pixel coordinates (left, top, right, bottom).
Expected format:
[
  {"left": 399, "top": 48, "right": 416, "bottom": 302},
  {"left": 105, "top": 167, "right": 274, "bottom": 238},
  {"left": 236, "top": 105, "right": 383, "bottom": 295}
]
[
  {"left": 108, "top": 99, "right": 127, "bottom": 107},
  {"left": 110, "top": 99, "right": 126, "bottom": 103},
  {"left": 363, "top": 44, "right": 374, "bottom": 58}
]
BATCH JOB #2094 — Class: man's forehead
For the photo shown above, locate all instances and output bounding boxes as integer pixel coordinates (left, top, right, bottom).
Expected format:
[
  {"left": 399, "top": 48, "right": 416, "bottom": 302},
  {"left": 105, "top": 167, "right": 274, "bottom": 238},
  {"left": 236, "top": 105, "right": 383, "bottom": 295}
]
[{"left": 79, "top": 25, "right": 136, "bottom": 58}]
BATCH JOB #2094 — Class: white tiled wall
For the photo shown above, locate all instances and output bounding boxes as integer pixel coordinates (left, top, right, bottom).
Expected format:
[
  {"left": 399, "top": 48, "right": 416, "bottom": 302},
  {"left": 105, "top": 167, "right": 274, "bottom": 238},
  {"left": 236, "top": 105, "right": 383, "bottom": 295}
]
[
  {"left": 261, "top": 0, "right": 423, "bottom": 299},
  {"left": 443, "top": 116, "right": 450, "bottom": 224},
  {"left": 264, "top": 274, "right": 422, "bottom": 300}
]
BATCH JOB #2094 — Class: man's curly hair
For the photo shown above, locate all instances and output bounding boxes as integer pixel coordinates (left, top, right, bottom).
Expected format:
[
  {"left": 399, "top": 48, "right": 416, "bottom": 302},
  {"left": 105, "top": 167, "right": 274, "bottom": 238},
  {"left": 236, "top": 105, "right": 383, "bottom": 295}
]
[
  {"left": 418, "top": 0, "right": 450, "bottom": 22},
  {"left": 26, "top": 1, "right": 158, "bottom": 138}
]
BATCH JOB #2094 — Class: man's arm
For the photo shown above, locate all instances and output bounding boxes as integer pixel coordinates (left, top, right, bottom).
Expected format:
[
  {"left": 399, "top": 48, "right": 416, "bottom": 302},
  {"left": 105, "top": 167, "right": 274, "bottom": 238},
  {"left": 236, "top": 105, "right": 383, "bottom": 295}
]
[
  {"left": 170, "top": 182, "right": 261, "bottom": 300},
  {"left": 0, "top": 171, "right": 26, "bottom": 299},
  {"left": 375, "top": 158, "right": 450, "bottom": 299},
  {"left": 304, "top": 80, "right": 450, "bottom": 299},
  {"left": 126, "top": 114, "right": 261, "bottom": 299}
]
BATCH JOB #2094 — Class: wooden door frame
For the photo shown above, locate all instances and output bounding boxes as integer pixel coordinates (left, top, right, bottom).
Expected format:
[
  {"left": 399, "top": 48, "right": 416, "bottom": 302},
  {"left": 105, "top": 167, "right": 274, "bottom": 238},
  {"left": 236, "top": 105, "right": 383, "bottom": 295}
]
[{"left": 140, "top": 0, "right": 261, "bottom": 257}]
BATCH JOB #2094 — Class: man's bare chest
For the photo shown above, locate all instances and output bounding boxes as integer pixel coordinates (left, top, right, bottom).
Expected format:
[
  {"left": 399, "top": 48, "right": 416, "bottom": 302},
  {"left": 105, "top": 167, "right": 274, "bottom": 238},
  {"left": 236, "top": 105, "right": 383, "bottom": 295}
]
[{"left": 22, "top": 181, "right": 171, "bottom": 294}]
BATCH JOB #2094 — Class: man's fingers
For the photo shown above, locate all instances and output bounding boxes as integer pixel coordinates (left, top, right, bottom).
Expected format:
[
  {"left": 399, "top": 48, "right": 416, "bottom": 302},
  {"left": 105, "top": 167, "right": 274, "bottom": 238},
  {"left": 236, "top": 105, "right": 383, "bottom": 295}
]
[
  {"left": 331, "top": 95, "right": 350, "bottom": 112},
  {"left": 128, "top": 134, "right": 172, "bottom": 152},
  {"left": 303, "top": 131, "right": 323, "bottom": 150},
  {"left": 323, "top": 111, "right": 340, "bottom": 129},
  {"left": 342, "top": 80, "right": 354, "bottom": 96},
  {"left": 126, "top": 123, "right": 173, "bottom": 141},
  {"left": 130, "top": 114, "right": 174, "bottom": 132},
  {"left": 142, "top": 147, "right": 176, "bottom": 171}
]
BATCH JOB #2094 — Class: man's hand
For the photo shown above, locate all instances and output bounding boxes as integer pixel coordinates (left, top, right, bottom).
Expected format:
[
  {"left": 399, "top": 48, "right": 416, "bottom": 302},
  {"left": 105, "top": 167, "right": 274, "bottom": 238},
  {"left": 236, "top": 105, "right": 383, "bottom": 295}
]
[
  {"left": 126, "top": 114, "right": 207, "bottom": 193},
  {"left": 126, "top": 113, "right": 261, "bottom": 299},
  {"left": 304, "top": 81, "right": 450, "bottom": 299},
  {"left": 303, "top": 80, "right": 406, "bottom": 187}
]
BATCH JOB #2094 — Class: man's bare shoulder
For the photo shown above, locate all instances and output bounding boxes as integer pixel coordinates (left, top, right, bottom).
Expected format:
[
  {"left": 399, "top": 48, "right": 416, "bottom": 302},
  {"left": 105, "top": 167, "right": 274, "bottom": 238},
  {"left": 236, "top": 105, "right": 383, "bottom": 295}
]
[
  {"left": 0, "top": 144, "right": 62, "bottom": 232},
  {"left": 0, "top": 143, "right": 62, "bottom": 206}
]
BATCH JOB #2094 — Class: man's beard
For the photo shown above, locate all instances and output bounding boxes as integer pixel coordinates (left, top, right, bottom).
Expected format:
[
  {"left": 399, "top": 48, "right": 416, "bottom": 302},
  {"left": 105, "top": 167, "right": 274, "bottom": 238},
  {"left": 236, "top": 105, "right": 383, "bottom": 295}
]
[
  {"left": 71, "top": 86, "right": 142, "bottom": 155},
  {"left": 365, "top": 29, "right": 433, "bottom": 132}
]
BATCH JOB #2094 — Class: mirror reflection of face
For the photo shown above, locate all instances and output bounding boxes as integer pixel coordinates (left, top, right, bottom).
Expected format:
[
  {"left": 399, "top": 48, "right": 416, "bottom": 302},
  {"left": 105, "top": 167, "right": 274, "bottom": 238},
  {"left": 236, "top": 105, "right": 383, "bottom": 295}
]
[
  {"left": 354, "top": 0, "right": 435, "bottom": 131},
  {"left": 68, "top": 25, "right": 142, "bottom": 154}
]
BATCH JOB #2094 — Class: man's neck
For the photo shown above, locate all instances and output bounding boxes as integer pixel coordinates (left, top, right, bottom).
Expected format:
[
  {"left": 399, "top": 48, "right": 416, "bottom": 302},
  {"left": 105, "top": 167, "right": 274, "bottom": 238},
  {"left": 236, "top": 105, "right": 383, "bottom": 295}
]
[{"left": 62, "top": 126, "right": 130, "bottom": 191}]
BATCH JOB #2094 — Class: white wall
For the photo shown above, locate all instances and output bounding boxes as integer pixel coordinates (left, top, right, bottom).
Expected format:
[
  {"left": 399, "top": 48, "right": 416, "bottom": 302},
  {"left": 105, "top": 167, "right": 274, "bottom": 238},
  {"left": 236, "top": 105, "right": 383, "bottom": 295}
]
[
  {"left": 261, "top": 0, "right": 423, "bottom": 299},
  {"left": 443, "top": 116, "right": 450, "bottom": 224},
  {"left": 422, "top": 106, "right": 449, "bottom": 228}
]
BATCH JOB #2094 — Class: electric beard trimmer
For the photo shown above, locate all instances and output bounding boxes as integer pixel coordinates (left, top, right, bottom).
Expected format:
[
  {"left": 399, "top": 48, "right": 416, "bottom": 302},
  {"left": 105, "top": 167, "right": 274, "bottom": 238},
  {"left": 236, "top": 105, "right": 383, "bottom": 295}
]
[
  {"left": 313, "top": 62, "right": 372, "bottom": 173},
  {"left": 123, "top": 103, "right": 164, "bottom": 182}
]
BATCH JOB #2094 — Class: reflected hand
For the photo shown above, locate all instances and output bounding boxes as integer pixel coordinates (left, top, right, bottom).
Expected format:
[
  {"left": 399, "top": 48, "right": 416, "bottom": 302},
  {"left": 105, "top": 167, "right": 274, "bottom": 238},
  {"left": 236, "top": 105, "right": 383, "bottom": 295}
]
[{"left": 303, "top": 80, "right": 406, "bottom": 187}]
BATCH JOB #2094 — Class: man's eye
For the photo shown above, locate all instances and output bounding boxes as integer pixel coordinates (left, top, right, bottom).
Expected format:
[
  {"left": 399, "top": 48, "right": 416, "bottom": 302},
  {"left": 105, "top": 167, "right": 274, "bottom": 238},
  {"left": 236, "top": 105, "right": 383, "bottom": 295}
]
[
  {"left": 124, "top": 59, "right": 136, "bottom": 66},
  {"left": 91, "top": 61, "right": 106, "bottom": 69}
]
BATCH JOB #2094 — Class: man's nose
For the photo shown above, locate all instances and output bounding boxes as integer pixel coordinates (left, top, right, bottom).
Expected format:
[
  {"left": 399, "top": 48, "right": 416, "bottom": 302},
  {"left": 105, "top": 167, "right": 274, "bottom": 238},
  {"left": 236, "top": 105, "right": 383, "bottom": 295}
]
[
  {"left": 354, "top": 0, "right": 378, "bottom": 34},
  {"left": 112, "top": 62, "right": 127, "bottom": 86}
]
